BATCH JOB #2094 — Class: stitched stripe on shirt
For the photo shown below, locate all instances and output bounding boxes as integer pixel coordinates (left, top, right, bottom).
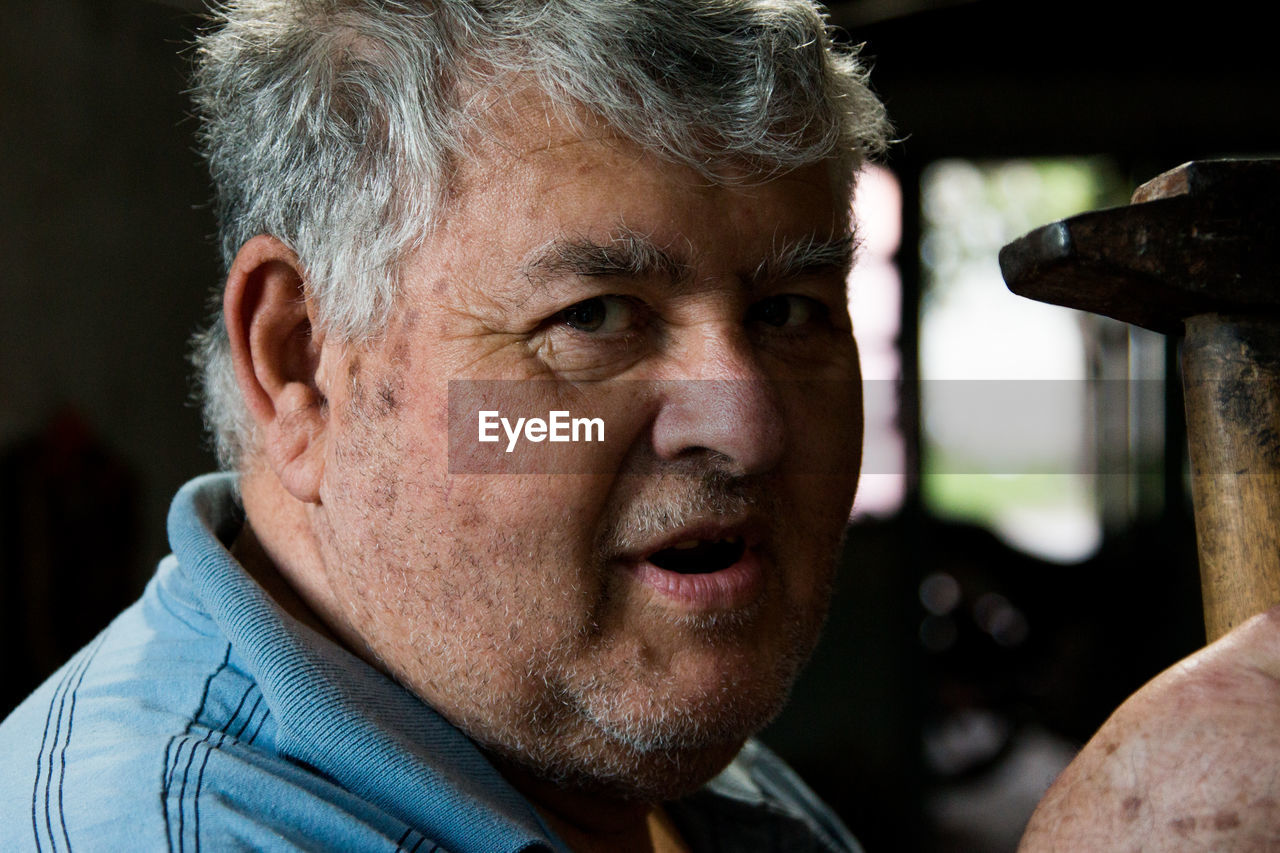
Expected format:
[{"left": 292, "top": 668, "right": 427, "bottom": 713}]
[
  {"left": 395, "top": 826, "right": 443, "bottom": 852},
  {"left": 398, "top": 831, "right": 435, "bottom": 853},
  {"left": 163, "top": 643, "right": 231, "bottom": 853},
  {"left": 30, "top": 633, "right": 106, "bottom": 853},
  {"left": 243, "top": 699, "right": 269, "bottom": 745},
  {"left": 191, "top": 690, "right": 264, "bottom": 850},
  {"left": 31, "top": 647, "right": 76, "bottom": 853},
  {"left": 54, "top": 632, "right": 108, "bottom": 852},
  {"left": 175, "top": 679, "right": 255, "bottom": 852}
]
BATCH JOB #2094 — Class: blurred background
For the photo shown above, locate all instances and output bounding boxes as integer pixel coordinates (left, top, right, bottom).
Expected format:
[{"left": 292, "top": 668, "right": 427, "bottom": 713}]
[{"left": 1, "top": 1, "right": 1276, "bottom": 850}]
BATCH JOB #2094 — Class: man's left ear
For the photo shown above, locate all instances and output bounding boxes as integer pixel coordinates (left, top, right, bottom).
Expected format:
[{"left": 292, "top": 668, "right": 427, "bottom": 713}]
[{"left": 223, "top": 234, "right": 328, "bottom": 504}]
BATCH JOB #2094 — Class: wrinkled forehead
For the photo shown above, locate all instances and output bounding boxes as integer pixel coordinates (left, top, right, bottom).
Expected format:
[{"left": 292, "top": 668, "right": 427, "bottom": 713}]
[{"left": 448, "top": 81, "right": 856, "bottom": 218}]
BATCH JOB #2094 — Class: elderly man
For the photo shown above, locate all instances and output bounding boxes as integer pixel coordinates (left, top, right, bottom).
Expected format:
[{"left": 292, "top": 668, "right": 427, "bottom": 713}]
[
  {"left": 6, "top": 1, "right": 1280, "bottom": 851},
  {"left": 0, "top": 1, "right": 885, "bottom": 850}
]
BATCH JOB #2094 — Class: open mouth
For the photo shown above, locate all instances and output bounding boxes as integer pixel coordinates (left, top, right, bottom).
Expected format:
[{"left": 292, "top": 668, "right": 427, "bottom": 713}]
[{"left": 647, "top": 536, "right": 746, "bottom": 574}]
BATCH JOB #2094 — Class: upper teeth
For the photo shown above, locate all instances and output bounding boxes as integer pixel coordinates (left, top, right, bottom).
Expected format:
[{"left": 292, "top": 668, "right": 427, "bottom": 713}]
[{"left": 670, "top": 536, "right": 741, "bottom": 550}]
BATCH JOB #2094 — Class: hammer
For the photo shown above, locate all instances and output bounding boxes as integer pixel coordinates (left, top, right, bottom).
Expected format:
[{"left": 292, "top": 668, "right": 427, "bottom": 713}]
[{"left": 999, "top": 158, "right": 1280, "bottom": 641}]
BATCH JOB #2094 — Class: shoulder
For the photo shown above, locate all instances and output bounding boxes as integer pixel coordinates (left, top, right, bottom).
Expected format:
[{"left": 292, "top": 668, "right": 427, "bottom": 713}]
[
  {"left": 670, "top": 739, "right": 864, "bottom": 853},
  {"left": 0, "top": 568, "right": 230, "bottom": 849},
  {"left": 0, "top": 560, "right": 417, "bottom": 852}
]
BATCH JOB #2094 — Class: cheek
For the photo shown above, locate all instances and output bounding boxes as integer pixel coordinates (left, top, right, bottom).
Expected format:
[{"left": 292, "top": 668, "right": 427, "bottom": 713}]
[{"left": 444, "top": 473, "right": 615, "bottom": 564}]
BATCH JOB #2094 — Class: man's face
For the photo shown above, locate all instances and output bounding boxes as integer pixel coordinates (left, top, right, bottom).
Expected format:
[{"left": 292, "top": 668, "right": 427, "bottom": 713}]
[{"left": 310, "top": 97, "right": 863, "bottom": 800}]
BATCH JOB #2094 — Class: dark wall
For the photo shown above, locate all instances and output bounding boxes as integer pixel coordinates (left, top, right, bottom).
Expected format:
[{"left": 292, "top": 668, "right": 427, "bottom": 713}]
[
  {"left": 834, "top": 0, "right": 1280, "bottom": 166},
  {"left": 0, "top": 0, "right": 218, "bottom": 706}
]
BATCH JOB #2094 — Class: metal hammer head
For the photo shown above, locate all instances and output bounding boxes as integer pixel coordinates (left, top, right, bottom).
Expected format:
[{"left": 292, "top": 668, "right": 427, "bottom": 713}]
[{"left": 998, "top": 159, "right": 1280, "bottom": 335}]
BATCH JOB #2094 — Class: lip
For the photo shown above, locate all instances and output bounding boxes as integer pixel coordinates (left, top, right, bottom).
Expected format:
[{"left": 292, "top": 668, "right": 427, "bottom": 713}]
[{"left": 619, "top": 518, "right": 767, "bottom": 610}]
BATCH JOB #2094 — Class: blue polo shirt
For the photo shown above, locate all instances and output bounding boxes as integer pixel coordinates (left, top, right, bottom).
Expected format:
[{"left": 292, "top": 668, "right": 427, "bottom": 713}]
[{"left": 0, "top": 474, "right": 861, "bottom": 852}]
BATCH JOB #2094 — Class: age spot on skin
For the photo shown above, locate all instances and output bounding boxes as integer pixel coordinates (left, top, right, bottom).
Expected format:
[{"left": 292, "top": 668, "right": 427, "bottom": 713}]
[
  {"left": 1121, "top": 796, "right": 1143, "bottom": 822},
  {"left": 376, "top": 381, "right": 399, "bottom": 416},
  {"left": 369, "top": 316, "right": 414, "bottom": 419},
  {"left": 347, "top": 357, "right": 365, "bottom": 407},
  {"left": 1170, "top": 817, "right": 1196, "bottom": 837},
  {"left": 391, "top": 313, "right": 418, "bottom": 366},
  {"left": 1213, "top": 811, "right": 1241, "bottom": 831}
]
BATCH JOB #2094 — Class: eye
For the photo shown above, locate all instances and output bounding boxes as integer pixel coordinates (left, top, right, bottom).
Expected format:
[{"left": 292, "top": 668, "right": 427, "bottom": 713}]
[
  {"left": 557, "top": 296, "right": 638, "bottom": 334},
  {"left": 749, "top": 294, "right": 826, "bottom": 329}
]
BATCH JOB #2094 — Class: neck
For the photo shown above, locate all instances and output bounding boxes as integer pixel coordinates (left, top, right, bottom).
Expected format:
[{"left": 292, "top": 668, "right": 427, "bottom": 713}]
[
  {"left": 233, "top": 467, "right": 349, "bottom": 647},
  {"left": 494, "top": 759, "right": 690, "bottom": 853}
]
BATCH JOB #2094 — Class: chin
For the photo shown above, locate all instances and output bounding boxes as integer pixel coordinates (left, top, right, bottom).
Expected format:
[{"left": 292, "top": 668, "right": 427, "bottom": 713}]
[
  {"left": 503, "top": 728, "right": 752, "bottom": 804},
  {"left": 487, "top": 656, "right": 804, "bottom": 803}
]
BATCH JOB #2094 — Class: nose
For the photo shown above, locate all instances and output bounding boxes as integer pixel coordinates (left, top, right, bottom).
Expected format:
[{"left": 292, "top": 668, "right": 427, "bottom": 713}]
[{"left": 650, "top": 330, "right": 786, "bottom": 475}]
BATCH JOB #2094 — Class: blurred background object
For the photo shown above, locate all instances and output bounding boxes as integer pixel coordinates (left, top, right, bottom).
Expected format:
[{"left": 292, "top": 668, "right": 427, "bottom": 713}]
[{"left": 2, "top": 0, "right": 1276, "bottom": 850}]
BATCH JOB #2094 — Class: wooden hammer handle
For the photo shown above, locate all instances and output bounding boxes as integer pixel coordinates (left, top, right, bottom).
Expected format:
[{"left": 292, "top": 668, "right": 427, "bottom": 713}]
[{"left": 1183, "top": 313, "right": 1280, "bottom": 640}]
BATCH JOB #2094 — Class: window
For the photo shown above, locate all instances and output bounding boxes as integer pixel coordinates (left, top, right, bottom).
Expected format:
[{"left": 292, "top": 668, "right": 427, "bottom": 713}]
[{"left": 919, "top": 158, "right": 1130, "bottom": 561}]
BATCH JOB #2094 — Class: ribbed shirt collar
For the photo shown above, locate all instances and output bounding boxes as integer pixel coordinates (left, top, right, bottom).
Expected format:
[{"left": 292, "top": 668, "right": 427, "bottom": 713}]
[{"left": 168, "top": 473, "right": 565, "bottom": 853}]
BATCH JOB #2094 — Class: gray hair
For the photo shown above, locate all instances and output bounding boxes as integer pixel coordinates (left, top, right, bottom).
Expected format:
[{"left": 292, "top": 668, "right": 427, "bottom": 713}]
[{"left": 190, "top": 0, "right": 890, "bottom": 469}]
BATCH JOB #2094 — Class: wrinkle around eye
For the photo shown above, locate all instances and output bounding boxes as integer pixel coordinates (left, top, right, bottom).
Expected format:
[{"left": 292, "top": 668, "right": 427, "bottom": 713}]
[
  {"left": 533, "top": 334, "right": 648, "bottom": 381},
  {"left": 744, "top": 291, "right": 859, "bottom": 374},
  {"left": 529, "top": 298, "right": 650, "bottom": 379}
]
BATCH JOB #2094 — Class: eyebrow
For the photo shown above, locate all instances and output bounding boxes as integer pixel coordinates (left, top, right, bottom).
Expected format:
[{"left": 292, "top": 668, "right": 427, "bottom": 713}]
[
  {"left": 520, "top": 227, "right": 858, "bottom": 290},
  {"left": 751, "top": 232, "right": 859, "bottom": 286},
  {"left": 523, "top": 228, "right": 693, "bottom": 287}
]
